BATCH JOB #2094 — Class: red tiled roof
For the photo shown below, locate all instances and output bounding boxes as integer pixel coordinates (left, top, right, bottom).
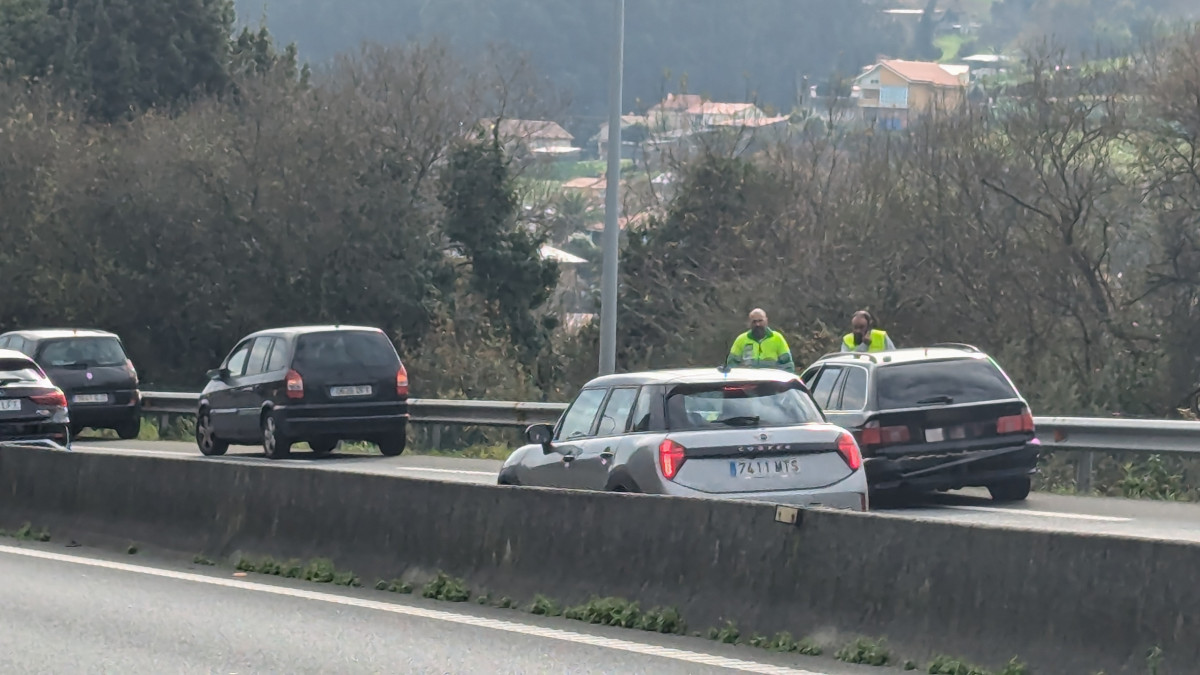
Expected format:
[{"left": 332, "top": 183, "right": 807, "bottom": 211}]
[{"left": 880, "top": 59, "right": 965, "bottom": 87}]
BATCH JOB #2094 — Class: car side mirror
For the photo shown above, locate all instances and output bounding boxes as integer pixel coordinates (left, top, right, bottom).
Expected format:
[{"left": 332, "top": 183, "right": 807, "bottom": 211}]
[
  {"left": 525, "top": 423, "right": 555, "bottom": 453},
  {"left": 206, "top": 368, "right": 227, "bottom": 381}
]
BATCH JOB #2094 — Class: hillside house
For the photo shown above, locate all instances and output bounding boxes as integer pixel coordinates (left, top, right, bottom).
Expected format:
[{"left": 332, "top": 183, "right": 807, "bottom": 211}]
[
  {"left": 853, "top": 59, "right": 968, "bottom": 130},
  {"left": 487, "top": 119, "right": 580, "bottom": 158}
]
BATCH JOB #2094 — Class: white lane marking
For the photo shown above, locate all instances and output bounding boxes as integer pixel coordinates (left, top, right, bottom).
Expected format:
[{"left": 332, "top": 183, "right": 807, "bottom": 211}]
[
  {"left": 0, "top": 544, "right": 823, "bottom": 675},
  {"left": 938, "top": 505, "right": 1132, "bottom": 522},
  {"left": 70, "top": 446, "right": 497, "bottom": 477}
]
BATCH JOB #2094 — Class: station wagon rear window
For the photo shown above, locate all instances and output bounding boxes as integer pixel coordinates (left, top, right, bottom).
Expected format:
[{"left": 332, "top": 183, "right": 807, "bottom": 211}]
[
  {"left": 874, "top": 358, "right": 1019, "bottom": 410},
  {"left": 292, "top": 331, "right": 399, "bottom": 370},
  {"left": 37, "top": 337, "right": 127, "bottom": 367},
  {"left": 665, "top": 381, "right": 824, "bottom": 430}
]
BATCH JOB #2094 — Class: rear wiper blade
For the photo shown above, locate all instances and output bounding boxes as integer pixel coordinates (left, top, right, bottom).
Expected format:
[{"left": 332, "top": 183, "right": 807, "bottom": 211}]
[
  {"left": 57, "top": 362, "right": 89, "bottom": 369},
  {"left": 713, "top": 415, "right": 761, "bottom": 426},
  {"left": 916, "top": 395, "right": 954, "bottom": 405}
]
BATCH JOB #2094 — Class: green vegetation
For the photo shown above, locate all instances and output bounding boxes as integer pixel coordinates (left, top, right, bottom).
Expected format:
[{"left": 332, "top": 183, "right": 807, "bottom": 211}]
[
  {"left": 934, "top": 35, "right": 968, "bottom": 62},
  {"left": 3, "top": 522, "right": 51, "bottom": 542},
  {"left": 216, "top": 552, "right": 1037, "bottom": 672},
  {"left": 563, "top": 596, "right": 642, "bottom": 628},
  {"left": 707, "top": 621, "right": 741, "bottom": 645},
  {"left": 193, "top": 555, "right": 215, "bottom": 566},
  {"left": 235, "top": 555, "right": 360, "bottom": 587},
  {"left": 421, "top": 572, "right": 471, "bottom": 602},
  {"left": 836, "top": 637, "right": 892, "bottom": 666},
  {"left": 529, "top": 595, "right": 562, "bottom": 616},
  {"left": 376, "top": 579, "right": 414, "bottom": 594}
]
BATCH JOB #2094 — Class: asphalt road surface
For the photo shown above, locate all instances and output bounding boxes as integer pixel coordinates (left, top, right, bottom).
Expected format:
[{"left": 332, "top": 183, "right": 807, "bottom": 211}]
[
  {"left": 0, "top": 540, "right": 879, "bottom": 675},
  {"left": 72, "top": 439, "right": 1200, "bottom": 543}
]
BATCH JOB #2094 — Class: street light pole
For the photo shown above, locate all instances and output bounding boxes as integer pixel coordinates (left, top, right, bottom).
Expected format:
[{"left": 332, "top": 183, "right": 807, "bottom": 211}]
[{"left": 598, "top": 0, "right": 625, "bottom": 376}]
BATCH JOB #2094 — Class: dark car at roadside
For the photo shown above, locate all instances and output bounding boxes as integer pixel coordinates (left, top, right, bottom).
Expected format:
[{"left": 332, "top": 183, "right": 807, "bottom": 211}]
[
  {"left": 196, "top": 325, "right": 410, "bottom": 459},
  {"left": 798, "top": 344, "right": 1039, "bottom": 502},
  {"left": 0, "top": 329, "right": 142, "bottom": 439},
  {"left": 0, "top": 349, "right": 71, "bottom": 447}
]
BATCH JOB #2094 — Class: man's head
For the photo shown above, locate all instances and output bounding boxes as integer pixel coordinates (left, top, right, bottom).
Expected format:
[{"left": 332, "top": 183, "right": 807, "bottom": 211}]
[
  {"left": 851, "top": 310, "right": 873, "bottom": 345},
  {"left": 748, "top": 308, "right": 768, "bottom": 339}
]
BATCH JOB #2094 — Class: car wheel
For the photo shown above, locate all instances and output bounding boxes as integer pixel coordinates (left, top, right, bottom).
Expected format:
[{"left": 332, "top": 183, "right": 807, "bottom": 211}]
[
  {"left": 309, "top": 439, "right": 338, "bottom": 457},
  {"left": 378, "top": 434, "right": 406, "bottom": 457},
  {"left": 987, "top": 476, "right": 1032, "bottom": 502},
  {"left": 196, "top": 410, "right": 229, "bottom": 457},
  {"left": 115, "top": 417, "right": 141, "bottom": 440},
  {"left": 262, "top": 412, "right": 292, "bottom": 459}
]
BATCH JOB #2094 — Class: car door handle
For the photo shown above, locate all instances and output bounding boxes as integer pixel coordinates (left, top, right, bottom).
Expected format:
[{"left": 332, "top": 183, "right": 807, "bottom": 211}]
[{"left": 599, "top": 450, "right": 615, "bottom": 459}]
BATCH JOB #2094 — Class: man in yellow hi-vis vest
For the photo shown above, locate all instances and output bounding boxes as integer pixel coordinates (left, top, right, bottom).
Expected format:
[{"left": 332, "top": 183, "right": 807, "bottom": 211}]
[
  {"left": 726, "top": 308, "right": 795, "bottom": 372},
  {"left": 841, "top": 309, "right": 895, "bottom": 353}
]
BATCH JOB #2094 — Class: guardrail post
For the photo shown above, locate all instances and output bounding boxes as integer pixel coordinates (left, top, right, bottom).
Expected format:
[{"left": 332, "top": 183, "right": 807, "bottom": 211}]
[
  {"left": 157, "top": 415, "right": 170, "bottom": 438},
  {"left": 431, "top": 425, "right": 442, "bottom": 450},
  {"left": 1074, "top": 451, "right": 1094, "bottom": 494}
]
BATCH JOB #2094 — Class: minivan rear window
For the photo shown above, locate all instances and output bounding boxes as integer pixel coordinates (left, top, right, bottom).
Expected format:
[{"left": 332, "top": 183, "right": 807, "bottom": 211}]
[
  {"left": 665, "top": 380, "right": 824, "bottom": 430},
  {"left": 874, "top": 358, "right": 1019, "bottom": 410},
  {"left": 37, "top": 337, "right": 127, "bottom": 368},
  {"left": 291, "top": 331, "right": 399, "bottom": 371}
]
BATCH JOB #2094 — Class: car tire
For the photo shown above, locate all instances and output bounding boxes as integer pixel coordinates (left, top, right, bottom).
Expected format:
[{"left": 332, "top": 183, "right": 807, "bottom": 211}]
[
  {"left": 262, "top": 412, "right": 292, "bottom": 459},
  {"left": 196, "top": 410, "right": 229, "bottom": 457},
  {"left": 988, "top": 476, "right": 1032, "bottom": 502},
  {"left": 378, "top": 434, "right": 406, "bottom": 457},
  {"left": 115, "top": 417, "right": 141, "bottom": 440},
  {"left": 309, "top": 439, "right": 338, "bottom": 457}
]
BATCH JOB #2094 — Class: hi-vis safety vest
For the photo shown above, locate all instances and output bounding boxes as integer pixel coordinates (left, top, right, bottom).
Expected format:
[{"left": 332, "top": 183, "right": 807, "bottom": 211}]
[
  {"left": 843, "top": 329, "right": 889, "bottom": 352},
  {"left": 728, "top": 329, "right": 794, "bottom": 372}
]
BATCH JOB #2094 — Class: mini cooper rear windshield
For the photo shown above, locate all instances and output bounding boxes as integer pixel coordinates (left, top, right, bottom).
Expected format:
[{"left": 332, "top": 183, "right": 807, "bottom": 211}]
[
  {"left": 665, "top": 380, "right": 824, "bottom": 430},
  {"left": 874, "top": 358, "right": 1019, "bottom": 410}
]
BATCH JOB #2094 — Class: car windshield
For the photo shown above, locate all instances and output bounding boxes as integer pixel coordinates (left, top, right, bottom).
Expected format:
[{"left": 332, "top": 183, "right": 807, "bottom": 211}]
[
  {"left": 292, "top": 331, "right": 399, "bottom": 370},
  {"left": 0, "top": 358, "right": 42, "bottom": 385},
  {"left": 37, "top": 337, "right": 127, "bottom": 367},
  {"left": 665, "top": 380, "right": 824, "bottom": 430},
  {"left": 874, "top": 358, "right": 1019, "bottom": 409}
]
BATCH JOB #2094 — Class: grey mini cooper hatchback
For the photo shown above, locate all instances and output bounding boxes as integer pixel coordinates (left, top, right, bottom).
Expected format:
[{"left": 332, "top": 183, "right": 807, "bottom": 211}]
[{"left": 498, "top": 367, "right": 869, "bottom": 511}]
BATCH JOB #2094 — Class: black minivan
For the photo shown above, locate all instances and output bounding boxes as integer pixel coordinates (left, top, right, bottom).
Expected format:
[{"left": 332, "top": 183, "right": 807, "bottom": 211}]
[
  {"left": 197, "top": 325, "right": 410, "bottom": 459},
  {"left": 0, "top": 329, "right": 142, "bottom": 439}
]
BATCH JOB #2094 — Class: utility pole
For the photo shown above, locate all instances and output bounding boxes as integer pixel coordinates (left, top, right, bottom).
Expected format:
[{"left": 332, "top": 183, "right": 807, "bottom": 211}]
[{"left": 598, "top": 0, "right": 625, "bottom": 375}]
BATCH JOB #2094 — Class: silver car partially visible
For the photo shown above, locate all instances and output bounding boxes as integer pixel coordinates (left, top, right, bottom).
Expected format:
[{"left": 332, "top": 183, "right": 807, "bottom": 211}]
[{"left": 498, "top": 367, "right": 869, "bottom": 511}]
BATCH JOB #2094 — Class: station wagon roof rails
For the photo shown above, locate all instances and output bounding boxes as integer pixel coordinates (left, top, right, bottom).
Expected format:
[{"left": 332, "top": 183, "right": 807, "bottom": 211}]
[
  {"left": 929, "top": 343, "right": 983, "bottom": 353},
  {"left": 815, "top": 352, "right": 878, "bottom": 363}
]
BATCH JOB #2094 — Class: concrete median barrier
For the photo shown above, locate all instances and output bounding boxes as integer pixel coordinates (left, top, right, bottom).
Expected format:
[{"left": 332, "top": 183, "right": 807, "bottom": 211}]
[{"left": 0, "top": 445, "right": 1194, "bottom": 674}]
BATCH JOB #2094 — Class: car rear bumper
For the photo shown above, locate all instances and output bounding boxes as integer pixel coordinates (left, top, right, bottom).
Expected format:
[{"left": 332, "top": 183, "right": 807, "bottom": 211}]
[
  {"left": 66, "top": 390, "right": 141, "bottom": 427},
  {"left": 276, "top": 403, "right": 408, "bottom": 439},
  {"left": 663, "top": 483, "right": 869, "bottom": 512},
  {"left": 866, "top": 441, "right": 1039, "bottom": 492},
  {"left": 0, "top": 421, "right": 70, "bottom": 443}
]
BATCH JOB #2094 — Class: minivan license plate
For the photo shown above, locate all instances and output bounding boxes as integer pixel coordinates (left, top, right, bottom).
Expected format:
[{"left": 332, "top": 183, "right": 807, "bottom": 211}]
[
  {"left": 730, "top": 458, "right": 801, "bottom": 477},
  {"left": 0, "top": 400, "right": 20, "bottom": 412},
  {"left": 73, "top": 394, "right": 108, "bottom": 404},
  {"left": 330, "top": 385, "right": 372, "bottom": 397}
]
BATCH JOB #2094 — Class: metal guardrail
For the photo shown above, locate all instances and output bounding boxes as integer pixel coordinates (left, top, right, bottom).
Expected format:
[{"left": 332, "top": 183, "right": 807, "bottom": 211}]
[
  {"left": 140, "top": 392, "right": 1200, "bottom": 453},
  {"left": 139, "top": 391, "right": 567, "bottom": 427},
  {"left": 124, "top": 392, "right": 1200, "bottom": 494}
]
